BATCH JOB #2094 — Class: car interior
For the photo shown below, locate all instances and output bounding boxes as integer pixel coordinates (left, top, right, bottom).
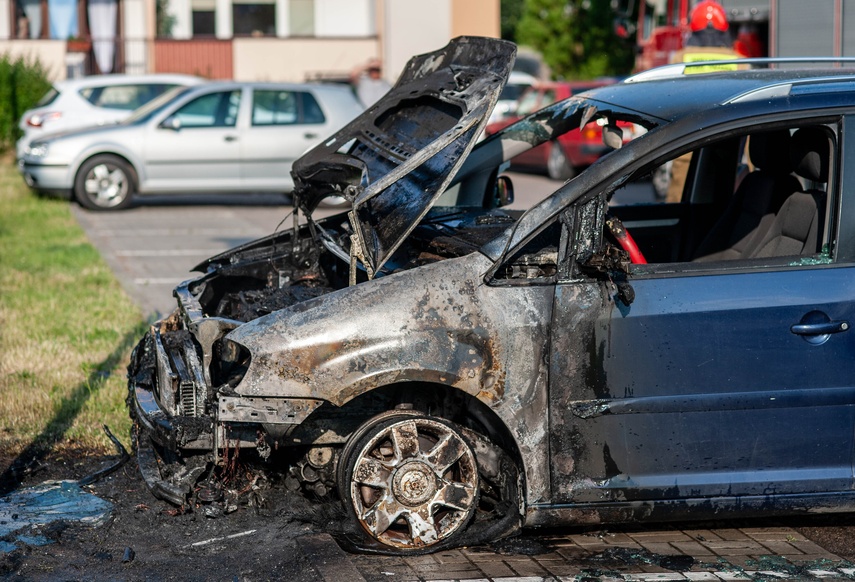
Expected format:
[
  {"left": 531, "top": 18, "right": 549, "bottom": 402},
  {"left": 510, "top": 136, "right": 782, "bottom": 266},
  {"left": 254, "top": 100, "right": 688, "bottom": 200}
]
[{"left": 608, "top": 123, "right": 835, "bottom": 270}]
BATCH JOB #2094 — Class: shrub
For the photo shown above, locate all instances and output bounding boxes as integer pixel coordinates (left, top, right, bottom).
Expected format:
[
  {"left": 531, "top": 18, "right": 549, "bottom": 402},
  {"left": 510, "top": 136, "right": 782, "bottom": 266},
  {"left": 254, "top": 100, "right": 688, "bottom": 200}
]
[{"left": 0, "top": 54, "right": 51, "bottom": 153}]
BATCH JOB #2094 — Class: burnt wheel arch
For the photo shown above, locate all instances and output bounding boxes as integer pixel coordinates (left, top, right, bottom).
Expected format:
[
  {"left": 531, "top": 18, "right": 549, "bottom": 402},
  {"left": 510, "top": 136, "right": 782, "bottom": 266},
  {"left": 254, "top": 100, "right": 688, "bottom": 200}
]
[{"left": 318, "top": 383, "right": 525, "bottom": 551}]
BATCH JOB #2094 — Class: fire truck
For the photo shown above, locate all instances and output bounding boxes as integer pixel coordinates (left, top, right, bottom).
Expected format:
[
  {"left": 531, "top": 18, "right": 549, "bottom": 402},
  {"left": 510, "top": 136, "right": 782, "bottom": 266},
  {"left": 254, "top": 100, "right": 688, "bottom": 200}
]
[{"left": 616, "top": 0, "right": 853, "bottom": 72}]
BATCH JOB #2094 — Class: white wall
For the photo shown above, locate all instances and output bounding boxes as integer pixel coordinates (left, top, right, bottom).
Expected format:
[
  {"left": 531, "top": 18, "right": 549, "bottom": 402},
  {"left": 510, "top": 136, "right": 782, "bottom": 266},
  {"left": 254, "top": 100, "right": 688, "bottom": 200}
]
[
  {"left": 233, "top": 37, "right": 376, "bottom": 81},
  {"left": 170, "top": 0, "right": 193, "bottom": 39},
  {"left": 124, "top": 0, "right": 151, "bottom": 73},
  {"left": 315, "top": 0, "right": 374, "bottom": 37},
  {"left": 0, "top": 0, "right": 10, "bottom": 39},
  {"left": 0, "top": 40, "right": 67, "bottom": 79},
  {"left": 383, "top": 0, "right": 450, "bottom": 83}
]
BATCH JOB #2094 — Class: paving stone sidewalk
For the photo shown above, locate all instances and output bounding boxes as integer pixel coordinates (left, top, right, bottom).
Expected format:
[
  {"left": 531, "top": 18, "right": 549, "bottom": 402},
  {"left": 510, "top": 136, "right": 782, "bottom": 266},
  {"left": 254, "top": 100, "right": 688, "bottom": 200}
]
[{"left": 301, "top": 527, "right": 854, "bottom": 582}]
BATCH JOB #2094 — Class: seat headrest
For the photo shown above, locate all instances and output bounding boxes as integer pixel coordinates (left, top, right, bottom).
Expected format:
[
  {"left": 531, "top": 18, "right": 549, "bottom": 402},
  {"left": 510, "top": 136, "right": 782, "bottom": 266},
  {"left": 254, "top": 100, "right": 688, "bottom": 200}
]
[
  {"left": 790, "top": 127, "right": 831, "bottom": 183},
  {"left": 749, "top": 130, "right": 792, "bottom": 174}
]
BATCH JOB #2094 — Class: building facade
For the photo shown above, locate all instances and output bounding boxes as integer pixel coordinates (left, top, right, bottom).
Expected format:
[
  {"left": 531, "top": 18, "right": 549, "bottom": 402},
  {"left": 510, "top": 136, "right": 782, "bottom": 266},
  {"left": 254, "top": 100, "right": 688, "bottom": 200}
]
[{"left": 0, "top": 0, "right": 499, "bottom": 82}]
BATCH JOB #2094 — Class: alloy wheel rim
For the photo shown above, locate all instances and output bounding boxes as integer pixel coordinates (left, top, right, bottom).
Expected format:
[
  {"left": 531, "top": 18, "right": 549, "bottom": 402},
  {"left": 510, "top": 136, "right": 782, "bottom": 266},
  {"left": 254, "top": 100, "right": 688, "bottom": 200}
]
[
  {"left": 84, "top": 163, "right": 128, "bottom": 208},
  {"left": 349, "top": 418, "right": 478, "bottom": 549}
]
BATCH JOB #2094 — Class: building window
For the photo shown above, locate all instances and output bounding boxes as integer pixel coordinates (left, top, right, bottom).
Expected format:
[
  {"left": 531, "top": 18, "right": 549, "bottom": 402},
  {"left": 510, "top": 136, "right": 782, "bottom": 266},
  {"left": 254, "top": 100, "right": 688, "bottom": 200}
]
[
  {"left": 233, "top": 0, "right": 275, "bottom": 36},
  {"left": 190, "top": 0, "right": 215, "bottom": 36},
  {"left": 289, "top": 0, "right": 314, "bottom": 36}
]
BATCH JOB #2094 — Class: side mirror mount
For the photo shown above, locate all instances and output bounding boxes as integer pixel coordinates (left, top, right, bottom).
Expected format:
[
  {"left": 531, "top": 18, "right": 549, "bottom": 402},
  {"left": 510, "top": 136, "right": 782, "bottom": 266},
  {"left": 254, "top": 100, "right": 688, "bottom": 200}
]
[
  {"left": 603, "top": 123, "right": 624, "bottom": 150},
  {"left": 161, "top": 116, "right": 182, "bottom": 131},
  {"left": 496, "top": 174, "right": 514, "bottom": 207}
]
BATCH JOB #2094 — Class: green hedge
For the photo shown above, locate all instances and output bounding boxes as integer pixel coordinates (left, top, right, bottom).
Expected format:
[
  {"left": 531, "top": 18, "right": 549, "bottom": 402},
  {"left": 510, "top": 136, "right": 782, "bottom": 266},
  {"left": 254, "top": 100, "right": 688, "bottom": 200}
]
[{"left": 0, "top": 54, "right": 51, "bottom": 153}]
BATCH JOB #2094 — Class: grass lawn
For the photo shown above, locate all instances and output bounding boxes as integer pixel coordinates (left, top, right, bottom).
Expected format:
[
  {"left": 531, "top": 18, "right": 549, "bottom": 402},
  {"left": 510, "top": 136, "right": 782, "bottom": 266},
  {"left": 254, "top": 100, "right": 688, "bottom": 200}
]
[{"left": 0, "top": 156, "right": 143, "bottom": 468}]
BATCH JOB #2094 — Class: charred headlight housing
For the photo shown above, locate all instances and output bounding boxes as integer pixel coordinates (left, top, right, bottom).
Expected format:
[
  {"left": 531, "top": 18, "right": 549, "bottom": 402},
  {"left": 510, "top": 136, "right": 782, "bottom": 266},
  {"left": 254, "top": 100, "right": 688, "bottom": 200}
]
[{"left": 213, "top": 337, "right": 251, "bottom": 388}]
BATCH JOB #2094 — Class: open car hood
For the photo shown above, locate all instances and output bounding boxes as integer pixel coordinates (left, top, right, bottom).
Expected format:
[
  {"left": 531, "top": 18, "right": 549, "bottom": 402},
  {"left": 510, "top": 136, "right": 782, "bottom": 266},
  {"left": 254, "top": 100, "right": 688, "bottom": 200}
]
[{"left": 291, "top": 36, "right": 516, "bottom": 278}]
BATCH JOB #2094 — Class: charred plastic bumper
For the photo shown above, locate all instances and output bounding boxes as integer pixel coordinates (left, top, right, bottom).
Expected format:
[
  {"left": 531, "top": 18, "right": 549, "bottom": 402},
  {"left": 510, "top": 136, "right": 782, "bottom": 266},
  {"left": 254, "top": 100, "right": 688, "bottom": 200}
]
[{"left": 127, "top": 280, "right": 325, "bottom": 504}]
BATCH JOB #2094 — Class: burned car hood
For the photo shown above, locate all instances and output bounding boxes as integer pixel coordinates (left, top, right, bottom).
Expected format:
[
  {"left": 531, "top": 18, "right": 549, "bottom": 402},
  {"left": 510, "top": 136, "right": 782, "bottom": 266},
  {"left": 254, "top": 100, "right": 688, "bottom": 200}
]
[{"left": 290, "top": 36, "right": 516, "bottom": 277}]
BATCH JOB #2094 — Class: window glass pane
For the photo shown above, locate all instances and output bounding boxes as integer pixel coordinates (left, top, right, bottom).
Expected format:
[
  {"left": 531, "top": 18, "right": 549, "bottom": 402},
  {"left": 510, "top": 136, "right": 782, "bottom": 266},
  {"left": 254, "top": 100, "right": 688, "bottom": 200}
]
[
  {"left": 289, "top": 0, "right": 314, "bottom": 36},
  {"left": 607, "top": 124, "right": 835, "bottom": 266},
  {"left": 174, "top": 91, "right": 241, "bottom": 127},
  {"left": 515, "top": 89, "right": 541, "bottom": 116},
  {"left": 36, "top": 87, "right": 59, "bottom": 107},
  {"left": 300, "top": 92, "right": 325, "bottom": 124},
  {"left": 233, "top": 4, "right": 276, "bottom": 36},
  {"left": 192, "top": 11, "right": 215, "bottom": 36},
  {"left": 252, "top": 90, "right": 297, "bottom": 125},
  {"left": 540, "top": 89, "right": 557, "bottom": 108},
  {"left": 81, "top": 84, "right": 179, "bottom": 110}
]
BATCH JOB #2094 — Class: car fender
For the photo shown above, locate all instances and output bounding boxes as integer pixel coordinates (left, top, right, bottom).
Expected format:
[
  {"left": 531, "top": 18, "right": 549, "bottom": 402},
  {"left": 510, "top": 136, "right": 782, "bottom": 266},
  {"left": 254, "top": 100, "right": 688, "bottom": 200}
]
[
  {"left": 226, "top": 252, "right": 555, "bottom": 501},
  {"left": 69, "top": 139, "right": 145, "bottom": 186}
]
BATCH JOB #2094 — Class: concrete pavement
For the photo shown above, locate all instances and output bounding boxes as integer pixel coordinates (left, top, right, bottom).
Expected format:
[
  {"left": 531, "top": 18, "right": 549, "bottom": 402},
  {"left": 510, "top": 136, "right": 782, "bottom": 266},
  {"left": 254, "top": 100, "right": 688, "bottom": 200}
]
[
  {"left": 71, "top": 193, "right": 320, "bottom": 318},
  {"left": 301, "top": 528, "right": 853, "bottom": 581}
]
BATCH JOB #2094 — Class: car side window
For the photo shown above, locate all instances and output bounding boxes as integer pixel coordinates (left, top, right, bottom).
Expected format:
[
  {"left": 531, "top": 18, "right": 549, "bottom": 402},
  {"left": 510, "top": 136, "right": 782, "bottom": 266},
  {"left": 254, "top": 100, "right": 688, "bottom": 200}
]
[
  {"left": 608, "top": 123, "right": 836, "bottom": 269},
  {"left": 80, "top": 83, "right": 179, "bottom": 110},
  {"left": 173, "top": 91, "right": 241, "bottom": 128},
  {"left": 300, "top": 92, "right": 325, "bottom": 124},
  {"left": 252, "top": 90, "right": 297, "bottom": 125},
  {"left": 252, "top": 90, "right": 326, "bottom": 126}
]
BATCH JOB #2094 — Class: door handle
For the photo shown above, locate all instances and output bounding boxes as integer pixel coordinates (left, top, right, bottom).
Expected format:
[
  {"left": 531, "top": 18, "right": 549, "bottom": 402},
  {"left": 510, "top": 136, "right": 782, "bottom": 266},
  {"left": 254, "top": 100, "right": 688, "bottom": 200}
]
[
  {"left": 224, "top": 135, "right": 237, "bottom": 142},
  {"left": 303, "top": 132, "right": 318, "bottom": 139},
  {"left": 791, "top": 321, "right": 849, "bottom": 335}
]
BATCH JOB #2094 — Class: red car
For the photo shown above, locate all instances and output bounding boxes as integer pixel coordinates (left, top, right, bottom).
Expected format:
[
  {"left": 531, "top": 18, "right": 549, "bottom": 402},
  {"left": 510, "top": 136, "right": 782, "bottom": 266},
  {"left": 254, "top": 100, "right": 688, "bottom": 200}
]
[{"left": 486, "top": 80, "right": 622, "bottom": 180}]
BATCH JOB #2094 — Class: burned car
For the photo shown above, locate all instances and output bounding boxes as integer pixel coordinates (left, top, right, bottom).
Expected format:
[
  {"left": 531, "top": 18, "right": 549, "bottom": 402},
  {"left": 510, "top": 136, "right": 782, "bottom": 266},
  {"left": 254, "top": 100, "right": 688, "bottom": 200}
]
[{"left": 129, "top": 36, "right": 855, "bottom": 553}]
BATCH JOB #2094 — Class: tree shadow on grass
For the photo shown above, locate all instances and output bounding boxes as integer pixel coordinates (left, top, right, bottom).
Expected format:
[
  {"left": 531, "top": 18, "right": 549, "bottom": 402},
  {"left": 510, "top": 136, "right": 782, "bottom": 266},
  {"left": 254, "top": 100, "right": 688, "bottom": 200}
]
[{"left": 0, "top": 322, "right": 148, "bottom": 496}]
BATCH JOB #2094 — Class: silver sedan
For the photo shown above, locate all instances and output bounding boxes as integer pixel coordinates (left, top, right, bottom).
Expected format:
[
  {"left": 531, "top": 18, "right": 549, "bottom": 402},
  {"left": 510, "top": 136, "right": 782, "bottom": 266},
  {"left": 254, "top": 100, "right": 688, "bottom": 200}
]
[{"left": 19, "top": 81, "right": 364, "bottom": 210}]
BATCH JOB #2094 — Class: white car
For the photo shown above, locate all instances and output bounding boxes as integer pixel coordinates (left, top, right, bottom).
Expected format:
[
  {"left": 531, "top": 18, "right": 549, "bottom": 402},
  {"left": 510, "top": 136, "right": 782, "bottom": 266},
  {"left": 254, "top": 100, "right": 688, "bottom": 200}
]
[
  {"left": 486, "top": 70, "right": 536, "bottom": 125},
  {"left": 16, "top": 73, "right": 204, "bottom": 161},
  {"left": 19, "top": 81, "right": 364, "bottom": 210}
]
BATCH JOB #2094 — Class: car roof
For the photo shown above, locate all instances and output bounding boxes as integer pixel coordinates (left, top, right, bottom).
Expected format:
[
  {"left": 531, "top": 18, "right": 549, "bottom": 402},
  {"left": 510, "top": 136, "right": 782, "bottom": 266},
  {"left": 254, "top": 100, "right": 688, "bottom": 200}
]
[
  {"left": 584, "top": 66, "right": 855, "bottom": 123},
  {"left": 532, "top": 79, "right": 615, "bottom": 91},
  {"left": 180, "top": 80, "right": 356, "bottom": 94},
  {"left": 54, "top": 73, "right": 204, "bottom": 90}
]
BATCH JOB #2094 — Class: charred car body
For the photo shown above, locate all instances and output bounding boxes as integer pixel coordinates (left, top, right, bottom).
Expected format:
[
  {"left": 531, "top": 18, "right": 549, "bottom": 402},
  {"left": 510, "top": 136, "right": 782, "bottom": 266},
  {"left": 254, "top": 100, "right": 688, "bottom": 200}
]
[{"left": 129, "top": 37, "right": 855, "bottom": 553}]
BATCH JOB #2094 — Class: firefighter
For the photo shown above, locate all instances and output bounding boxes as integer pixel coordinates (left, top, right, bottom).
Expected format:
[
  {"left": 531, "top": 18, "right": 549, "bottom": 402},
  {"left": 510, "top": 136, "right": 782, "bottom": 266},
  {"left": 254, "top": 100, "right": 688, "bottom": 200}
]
[
  {"left": 672, "top": 0, "right": 745, "bottom": 69},
  {"left": 687, "top": 0, "right": 731, "bottom": 49}
]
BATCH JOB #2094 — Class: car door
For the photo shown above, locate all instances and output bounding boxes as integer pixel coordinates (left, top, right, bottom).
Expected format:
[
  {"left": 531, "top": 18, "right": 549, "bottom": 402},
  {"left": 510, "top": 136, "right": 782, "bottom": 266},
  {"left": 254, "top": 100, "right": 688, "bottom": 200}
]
[
  {"left": 548, "top": 120, "right": 855, "bottom": 506},
  {"left": 241, "top": 88, "right": 331, "bottom": 191},
  {"left": 142, "top": 89, "right": 243, "bottom": 192}
]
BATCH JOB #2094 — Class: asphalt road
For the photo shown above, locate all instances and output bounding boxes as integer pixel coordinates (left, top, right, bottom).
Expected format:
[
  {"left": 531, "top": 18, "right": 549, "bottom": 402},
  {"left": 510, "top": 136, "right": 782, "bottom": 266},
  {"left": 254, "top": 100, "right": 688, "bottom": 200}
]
[{"left": 71, "top": 172, "right": 563, "bottom": 318}]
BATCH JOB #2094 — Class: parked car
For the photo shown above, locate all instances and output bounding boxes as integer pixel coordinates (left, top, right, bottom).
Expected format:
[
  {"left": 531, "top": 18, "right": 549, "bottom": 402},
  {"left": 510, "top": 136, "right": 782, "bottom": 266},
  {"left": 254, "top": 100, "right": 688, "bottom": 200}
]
[
  {"left": 16, "top": 73, "right": 204, "bottom": 162},
  {"left": 486, "top": 79, "right": 627, "bottom": 180},
  {"left": 128, "top": 36, "right": 855, "bottom": 555},
  {"left": 19, "top": 81, "right": 364, "bottom": 210},
  {"left": 486, "top": 70, "right": 536, "bottom": 125}
]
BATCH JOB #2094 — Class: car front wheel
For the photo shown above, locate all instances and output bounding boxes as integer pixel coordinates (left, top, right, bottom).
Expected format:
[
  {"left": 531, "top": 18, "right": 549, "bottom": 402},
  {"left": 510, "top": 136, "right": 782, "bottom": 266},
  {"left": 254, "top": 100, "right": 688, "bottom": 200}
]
[
  {"left": 74, "top": 155, "right": 136, "bottom": 210},
  {"left": 339, "top": 414, "right": 480, "bottom": 553}
]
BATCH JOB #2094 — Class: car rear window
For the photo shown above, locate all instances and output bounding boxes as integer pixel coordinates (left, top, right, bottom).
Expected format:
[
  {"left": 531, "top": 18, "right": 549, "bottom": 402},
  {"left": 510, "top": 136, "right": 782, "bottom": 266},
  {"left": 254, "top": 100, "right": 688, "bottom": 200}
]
[
  {"left": 79, "top": 83, "right": 180, "bottom": 111},
  {"left": 36, "top": 87, "right": 60, "bottom": 107}
]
